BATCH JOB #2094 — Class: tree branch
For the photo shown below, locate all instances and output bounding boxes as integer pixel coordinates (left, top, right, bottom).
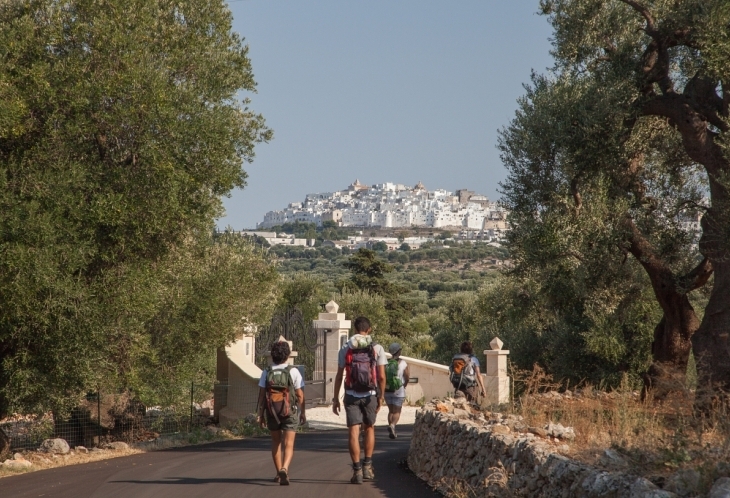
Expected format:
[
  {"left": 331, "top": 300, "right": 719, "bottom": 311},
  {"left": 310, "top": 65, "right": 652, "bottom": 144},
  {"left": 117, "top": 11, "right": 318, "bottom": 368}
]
[
  {"left": 619, "top": 0, "right": 657, "bottom": 36},
  {"left": 684, "top": 74, "right": 728, "bottom": 132},
  {"left": 570, "top": 176, "right": 582, "bottom": 211},
  {"left": 623, "top": 216, "right": 659, "bottom": 268},
  {"left": 557, "top": 250, "right": 584, "bottom": 263},
  {"left": 679, "top": 257, "right": 713, "bottom": 292},
  {"left": 641, "top": 94, "right": 729, "bottom": 176}
]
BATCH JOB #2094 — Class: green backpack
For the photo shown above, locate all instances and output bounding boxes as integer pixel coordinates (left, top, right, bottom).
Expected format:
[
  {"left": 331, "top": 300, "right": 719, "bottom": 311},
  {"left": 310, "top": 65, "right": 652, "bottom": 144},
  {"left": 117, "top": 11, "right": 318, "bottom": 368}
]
[
  {"left": 264, "top": 366, "right": 297, "bottom": 422},
  {"left": 385, "top": 358, "right": 403, "bottom": 392}
]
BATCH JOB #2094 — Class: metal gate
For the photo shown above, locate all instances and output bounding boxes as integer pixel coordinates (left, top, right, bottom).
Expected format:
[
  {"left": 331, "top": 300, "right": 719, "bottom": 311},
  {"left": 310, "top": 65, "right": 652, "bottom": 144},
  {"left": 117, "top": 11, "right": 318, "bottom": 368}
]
[{"left": 256, "top": 308, "right": 327, "bottom": 407}]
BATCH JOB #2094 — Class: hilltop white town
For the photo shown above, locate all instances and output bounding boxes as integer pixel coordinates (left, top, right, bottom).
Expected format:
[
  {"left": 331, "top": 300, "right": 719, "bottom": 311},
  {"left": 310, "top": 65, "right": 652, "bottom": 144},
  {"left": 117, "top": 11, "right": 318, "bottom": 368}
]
[{"left": 258, "top": 180, "right": 509, "bottom": 233}]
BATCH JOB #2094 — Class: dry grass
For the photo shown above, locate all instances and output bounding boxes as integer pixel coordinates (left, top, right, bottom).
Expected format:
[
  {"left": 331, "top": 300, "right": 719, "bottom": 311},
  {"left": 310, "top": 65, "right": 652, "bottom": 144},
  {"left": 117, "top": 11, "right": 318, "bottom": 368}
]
[
  {"left": 434, "top": 468, "right": 513, "bottom": 498},
  {"left": 506, "top": 366, "right": 730, "bottom": 493}
]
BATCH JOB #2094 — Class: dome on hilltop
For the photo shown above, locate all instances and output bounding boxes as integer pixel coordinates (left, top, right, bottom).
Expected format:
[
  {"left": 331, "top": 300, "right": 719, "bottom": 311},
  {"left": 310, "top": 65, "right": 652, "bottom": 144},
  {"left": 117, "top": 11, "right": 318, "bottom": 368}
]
[
  {"left": 349, "top": 179, "right": 368, "bottom": 191},
  {"left": 414, "top": 181, "right": 426, "bottom": 190}
]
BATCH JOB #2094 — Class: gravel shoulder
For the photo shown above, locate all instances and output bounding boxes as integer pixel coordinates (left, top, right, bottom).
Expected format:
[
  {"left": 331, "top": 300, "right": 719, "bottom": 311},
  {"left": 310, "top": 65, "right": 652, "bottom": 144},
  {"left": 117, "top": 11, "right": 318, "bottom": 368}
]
[{"left": 305, "top": 405, "right": 420, "bottom": 431}]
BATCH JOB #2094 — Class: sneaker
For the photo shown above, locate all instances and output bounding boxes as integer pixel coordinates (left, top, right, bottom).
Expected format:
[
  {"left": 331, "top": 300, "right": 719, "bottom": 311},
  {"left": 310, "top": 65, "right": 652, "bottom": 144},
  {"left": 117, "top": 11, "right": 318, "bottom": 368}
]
[
  {"left": 387, "top": 425, "right": 396, "bottom": 439},
  {"left": 351, "top": 466, "right": 363, "bottom": 484},
  {"left": 278, "top": 468, "right": 289, "bottom": 486},
  {"left": 363, "top": 463, "right": 375, "bottom": 480}
]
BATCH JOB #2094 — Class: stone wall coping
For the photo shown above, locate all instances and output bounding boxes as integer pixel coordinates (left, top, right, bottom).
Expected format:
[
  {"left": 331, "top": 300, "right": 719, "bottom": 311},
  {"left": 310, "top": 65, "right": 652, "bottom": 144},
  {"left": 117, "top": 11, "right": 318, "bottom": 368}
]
[
  {"left": 484, "top": 350, "right": 510, "bottom": 356},
  {"left": 312, "top": 319, "right": 351, "bottom": 330},
  {"left": 315, "top": 312, "right": 346, "bottom": 321},
  {"left": 396, "top": 355, "right": 450, "bottom": 373}
]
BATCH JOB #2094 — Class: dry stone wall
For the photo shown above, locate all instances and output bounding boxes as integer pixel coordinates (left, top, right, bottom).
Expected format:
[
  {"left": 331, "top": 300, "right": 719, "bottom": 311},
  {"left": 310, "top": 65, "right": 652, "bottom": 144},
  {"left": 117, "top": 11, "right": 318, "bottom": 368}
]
[{"left": 408, "top": 398, "right": 676, "bottom": 498}]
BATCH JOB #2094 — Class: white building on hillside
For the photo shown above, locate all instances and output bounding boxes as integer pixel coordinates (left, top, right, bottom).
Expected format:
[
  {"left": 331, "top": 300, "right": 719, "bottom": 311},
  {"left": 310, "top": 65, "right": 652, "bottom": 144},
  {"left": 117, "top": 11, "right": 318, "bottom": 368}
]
[{"left": 258, "top": 180, "right": 509, "bottom": 235}]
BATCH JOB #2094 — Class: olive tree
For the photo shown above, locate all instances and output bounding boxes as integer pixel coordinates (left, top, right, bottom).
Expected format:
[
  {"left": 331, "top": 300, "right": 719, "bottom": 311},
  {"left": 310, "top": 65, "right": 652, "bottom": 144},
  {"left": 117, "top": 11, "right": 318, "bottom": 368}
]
[
  {"left": 0, "top": 0, "right": 272, "bottom": 415},
  {"left": 501, "top": 0, "right": 729, "bottom": 390}
]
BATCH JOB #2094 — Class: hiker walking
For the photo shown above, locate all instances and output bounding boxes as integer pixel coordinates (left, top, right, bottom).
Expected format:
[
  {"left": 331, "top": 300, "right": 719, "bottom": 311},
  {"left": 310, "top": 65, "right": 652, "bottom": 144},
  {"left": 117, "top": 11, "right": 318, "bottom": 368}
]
[
  {"left": 332, "top": 316, "right": 387, "bottom": 484},
  {"left": 256, "top": 340, "right": 306, "bottom": 486},
  {"left": 449, "top": 341, "right": 486, "bottom": 402},
  {"left": 385, "top": 342, "right": 409, "bottom": 439}
]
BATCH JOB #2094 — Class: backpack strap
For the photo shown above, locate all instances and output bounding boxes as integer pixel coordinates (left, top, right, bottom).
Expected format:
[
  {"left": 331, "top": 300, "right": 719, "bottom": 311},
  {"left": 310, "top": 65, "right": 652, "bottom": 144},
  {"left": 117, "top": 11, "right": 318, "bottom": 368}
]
[
  {"left": 284, "top": 365, "right": 298, "bottom": 413},
  {"left": 452, "top": 354, "right": 468, "bottom": 391},
  {"left": 264, "top": 366, "right": 280, "bottom": 424}
]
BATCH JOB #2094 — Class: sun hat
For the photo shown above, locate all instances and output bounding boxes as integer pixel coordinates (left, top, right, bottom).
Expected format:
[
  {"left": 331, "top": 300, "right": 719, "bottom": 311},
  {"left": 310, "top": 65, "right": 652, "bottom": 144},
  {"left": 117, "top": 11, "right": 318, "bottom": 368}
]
[{"left": 388, "top": 342, "right": 402, "bottom": 355}]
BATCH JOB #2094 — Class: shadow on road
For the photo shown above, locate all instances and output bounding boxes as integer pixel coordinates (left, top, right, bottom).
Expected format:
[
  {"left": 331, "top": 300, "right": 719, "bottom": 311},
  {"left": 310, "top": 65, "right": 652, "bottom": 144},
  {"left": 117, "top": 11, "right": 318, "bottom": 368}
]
[
  {"left": 112, "top": 476, "right": 351, "bottom": 486},
  {"left": 2, "top": 423, "right": 441, "bottom": 498}
]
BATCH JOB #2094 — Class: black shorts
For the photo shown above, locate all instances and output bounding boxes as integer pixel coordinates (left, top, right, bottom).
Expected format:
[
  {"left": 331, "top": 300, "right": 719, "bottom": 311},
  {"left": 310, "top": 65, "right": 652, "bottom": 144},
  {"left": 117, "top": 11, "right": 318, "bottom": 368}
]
[{"left": 344, "top": 394, "right": 378, "bottom": 427}]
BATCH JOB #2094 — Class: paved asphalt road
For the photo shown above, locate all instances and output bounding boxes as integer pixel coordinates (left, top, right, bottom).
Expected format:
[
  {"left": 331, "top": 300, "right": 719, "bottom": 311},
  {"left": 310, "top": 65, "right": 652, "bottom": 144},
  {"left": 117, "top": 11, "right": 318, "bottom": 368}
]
[{"left": 2, "top": 425, "right": 441, "bottom": 498}]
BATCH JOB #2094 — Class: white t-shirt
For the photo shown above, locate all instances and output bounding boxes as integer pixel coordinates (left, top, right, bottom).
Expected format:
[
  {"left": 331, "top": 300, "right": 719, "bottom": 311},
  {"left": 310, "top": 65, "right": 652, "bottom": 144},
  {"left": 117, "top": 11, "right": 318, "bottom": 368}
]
[
  {"left": 258, "top": 363, "right": 304, "bottom": 389},
  {"left": 338, "top": 338, "right": 388, "bottom": 398},
  {"left": 387, "top": 358, "right": 408, "bottom": 398}
]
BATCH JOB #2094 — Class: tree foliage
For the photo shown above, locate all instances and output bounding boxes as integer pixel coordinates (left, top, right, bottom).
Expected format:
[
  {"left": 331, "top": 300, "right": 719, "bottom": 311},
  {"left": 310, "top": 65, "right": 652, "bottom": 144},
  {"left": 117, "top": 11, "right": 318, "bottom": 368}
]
[
  {"left": 276, "top": 273, "right": 330, "bottom": 324},
  {"left": 0, "top": 0, "right": 272, "bottom": 415},
  {"left": 499, "top": 0, "right": 730, "bottom": 389},
  {"left": 342, "top": 248, "right": 397, "bottom": 296}
]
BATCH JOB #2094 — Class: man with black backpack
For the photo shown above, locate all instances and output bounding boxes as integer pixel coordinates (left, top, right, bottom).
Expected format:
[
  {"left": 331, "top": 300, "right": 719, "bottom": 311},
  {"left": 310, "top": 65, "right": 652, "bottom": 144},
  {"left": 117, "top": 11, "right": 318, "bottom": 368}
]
[
  {"left": 449, "top": 340, "right": 486, "bottom": 402},
  {"left": 256, "top": 340, "right": 306, "bottom": 486},
  {"left": 332, "top": 316, "right": 387, "bottom": 484}
]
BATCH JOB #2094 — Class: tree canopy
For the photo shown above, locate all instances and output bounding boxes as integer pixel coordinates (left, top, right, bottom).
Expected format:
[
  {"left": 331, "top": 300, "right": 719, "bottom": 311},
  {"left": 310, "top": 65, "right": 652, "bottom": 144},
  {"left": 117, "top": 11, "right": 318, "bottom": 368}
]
[
  {"left": 500, "top": 0, "right": 730, "bottom": 391},
  {"left": 0, "top": 0, "right": 273, "bottom": 416}
]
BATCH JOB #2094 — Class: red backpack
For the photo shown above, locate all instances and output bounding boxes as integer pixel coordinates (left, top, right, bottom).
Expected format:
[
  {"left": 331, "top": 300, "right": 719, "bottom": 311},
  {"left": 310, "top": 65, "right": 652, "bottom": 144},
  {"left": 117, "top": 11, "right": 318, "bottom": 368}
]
[{"left": 345, "top": 345, "right": 377, "bottom": 393}]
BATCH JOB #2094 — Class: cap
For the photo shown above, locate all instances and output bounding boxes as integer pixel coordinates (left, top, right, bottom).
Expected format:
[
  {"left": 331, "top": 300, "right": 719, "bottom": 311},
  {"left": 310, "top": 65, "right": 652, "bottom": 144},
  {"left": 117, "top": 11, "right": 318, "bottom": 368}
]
[{"left": 388, "top": 343, "right": 402, "bottom": 355}]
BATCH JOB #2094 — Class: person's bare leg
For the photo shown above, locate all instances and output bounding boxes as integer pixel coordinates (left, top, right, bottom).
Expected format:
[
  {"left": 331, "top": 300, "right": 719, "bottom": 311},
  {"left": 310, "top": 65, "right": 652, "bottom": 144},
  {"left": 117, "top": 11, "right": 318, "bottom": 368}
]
[
  {"left": 348, "top": 424, "right": 361, "bottom": 463},
  {"left": 281, "top": 430, "right": 296, "bottom": 470},
  {"left": 363, "top": 424, "right": 375, "bottom": 458},
  {"left": 389, "top": 405, "right": 402, "bottom": 426},
  {"left": 270, "top": 430, "right": 283, "bottom": 472}
]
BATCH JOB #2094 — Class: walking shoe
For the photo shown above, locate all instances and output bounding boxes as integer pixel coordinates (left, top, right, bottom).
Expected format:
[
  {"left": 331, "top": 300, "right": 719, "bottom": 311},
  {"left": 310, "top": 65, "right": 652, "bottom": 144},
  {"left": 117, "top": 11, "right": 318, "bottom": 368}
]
[
  {"left": 351, "top": 466, "right": 364, "bottom": 484},
  {"left": 363, "top": 462, "right": 375, "bottom": 480},
  {"left": 387, "top": 424, "right": 396, "bottom": 439},
  {"left": 278, "top": 468, "right": 289, "bottom": 485}
]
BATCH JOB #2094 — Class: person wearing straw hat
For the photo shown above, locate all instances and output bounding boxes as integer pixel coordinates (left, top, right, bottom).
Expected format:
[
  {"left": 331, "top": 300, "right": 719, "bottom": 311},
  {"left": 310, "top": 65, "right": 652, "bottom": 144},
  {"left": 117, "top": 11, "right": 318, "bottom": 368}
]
[{"left": 384, "top": 342, "right": 409, "bottom": 439}]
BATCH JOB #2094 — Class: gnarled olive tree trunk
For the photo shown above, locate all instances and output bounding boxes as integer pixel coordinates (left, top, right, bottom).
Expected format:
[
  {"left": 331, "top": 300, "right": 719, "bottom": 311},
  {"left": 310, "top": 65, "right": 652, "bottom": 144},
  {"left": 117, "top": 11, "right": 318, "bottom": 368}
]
[{"left": 692, "top": 195, "right": 730, "bottom": 395}]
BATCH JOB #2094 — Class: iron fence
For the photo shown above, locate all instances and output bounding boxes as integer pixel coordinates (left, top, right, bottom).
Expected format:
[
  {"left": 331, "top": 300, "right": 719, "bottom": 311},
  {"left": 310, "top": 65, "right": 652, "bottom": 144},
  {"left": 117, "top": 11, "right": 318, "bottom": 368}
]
[{"left": 2, "top": 384, "right": 213, "bottom": 452}]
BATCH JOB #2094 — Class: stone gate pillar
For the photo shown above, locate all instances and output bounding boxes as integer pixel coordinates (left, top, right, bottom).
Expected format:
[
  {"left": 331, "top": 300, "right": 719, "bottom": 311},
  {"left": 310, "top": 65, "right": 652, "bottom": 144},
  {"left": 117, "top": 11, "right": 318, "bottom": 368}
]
[
  {"left": 483, "top": 337, "right": 510, "bottom": 405},
  {"left": 266, "top": 335, "right": 297, "bottom": 366},
  {"left": 313, "top": 300, "right": 350, "bottom": 403}
]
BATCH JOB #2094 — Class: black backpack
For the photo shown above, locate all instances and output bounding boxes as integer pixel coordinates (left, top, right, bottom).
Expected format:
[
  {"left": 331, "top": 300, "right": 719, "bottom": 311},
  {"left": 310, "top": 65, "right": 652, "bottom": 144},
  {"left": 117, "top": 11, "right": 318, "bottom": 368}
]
[{"left": 449, "top": 354, "right": 476, "bottom": 389}]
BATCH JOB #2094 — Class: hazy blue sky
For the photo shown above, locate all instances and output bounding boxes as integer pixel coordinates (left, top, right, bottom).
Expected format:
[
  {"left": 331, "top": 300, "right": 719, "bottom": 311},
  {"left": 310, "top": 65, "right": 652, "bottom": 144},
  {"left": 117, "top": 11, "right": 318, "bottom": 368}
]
[{"left": 218, "top": 1, "right": 554, "bottom": 229}]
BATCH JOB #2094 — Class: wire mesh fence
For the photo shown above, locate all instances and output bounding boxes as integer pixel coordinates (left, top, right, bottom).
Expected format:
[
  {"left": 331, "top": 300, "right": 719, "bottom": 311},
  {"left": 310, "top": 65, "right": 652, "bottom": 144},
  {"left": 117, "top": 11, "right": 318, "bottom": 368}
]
[
  {"left": 2, "top": 385, "right": 215, "bottom": 452},
  {"left": 213, "top": 381, "right": 260, "bottom": 422}
]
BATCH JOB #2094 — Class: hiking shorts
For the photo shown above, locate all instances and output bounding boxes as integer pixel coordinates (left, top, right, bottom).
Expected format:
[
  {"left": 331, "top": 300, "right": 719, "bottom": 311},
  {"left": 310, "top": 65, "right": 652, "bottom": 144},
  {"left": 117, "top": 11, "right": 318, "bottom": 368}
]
[
  {"left": 265, "top": 410, "right": 299, "bottom": 432},
  {"left": 457, "top": 385, "right": 478, "bottom": 402},
  {"left": 344, "top": 394, "right": 378, "bottom": 427},
  {"left": 384, "top": 393, "right": 405, "bottom": 407}
]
